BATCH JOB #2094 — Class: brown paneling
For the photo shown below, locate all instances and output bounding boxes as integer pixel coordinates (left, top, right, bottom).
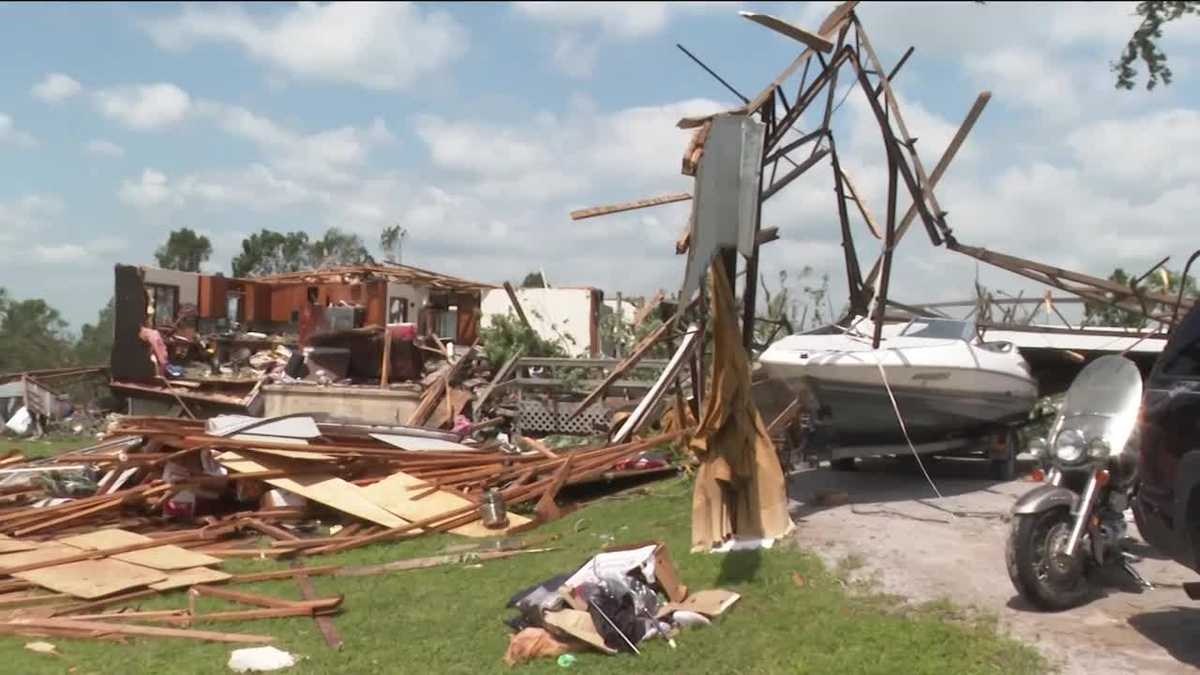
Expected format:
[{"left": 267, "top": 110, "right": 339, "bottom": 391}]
[
  {"left": 365, "top": 281, "right": 386, "bottom": 327},
  {"left": 269, "top": 285, "right": 307, "bottom": 323},
  {"left": 242, "top": 282, "right": 271, "bottom": 322},
  {"left": 198, "top": 275, "right": 231, "bottom": 319}
]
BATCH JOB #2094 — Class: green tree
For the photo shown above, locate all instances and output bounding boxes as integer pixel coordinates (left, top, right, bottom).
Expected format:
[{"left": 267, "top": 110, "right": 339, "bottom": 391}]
[
  {"left": 231, "top": 230, "right": 311, "bottom": 277},
  {"left": 1114, "top": 1, "right": 1200, "bottom": 89},
  {"left": 521, "top": 271, "right": 546, "bottom": 288},
  {"left": 154, "top": 227, "right": 212, "bottom": 272},
  {"left": 0, "top": 290, "right": 75, "bottom": 372},
  {"left": 1083, "top": 266, "right": 1198, "bottom": 327},
  {"left": 75, "top": 298, "right": 114, "bottom": 366},
  {"left": 478, "top": 313, "right": 567, "bottom": 368},
  {"left": 309, "top": 227, "right": 373, "bottom": 268},
  {"left": 380, "top": 225, "right": 407, "bottom": 264}
]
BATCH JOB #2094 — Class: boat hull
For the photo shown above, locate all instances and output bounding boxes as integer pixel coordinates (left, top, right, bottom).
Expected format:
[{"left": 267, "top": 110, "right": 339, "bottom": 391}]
[{"left": 799, "top": 376, "right": 1035, "bottom": 445}]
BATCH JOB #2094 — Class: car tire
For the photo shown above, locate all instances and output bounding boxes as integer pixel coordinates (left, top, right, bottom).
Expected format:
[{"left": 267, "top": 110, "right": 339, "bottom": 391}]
[{"left": 830, "top": 457, "right": 856, "bottom": 471}]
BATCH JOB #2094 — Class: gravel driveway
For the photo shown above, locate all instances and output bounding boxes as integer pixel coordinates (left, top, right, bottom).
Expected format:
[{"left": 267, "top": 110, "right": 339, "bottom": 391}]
[{"left": 788, "top": 456, "right": 1200, "bottom": 674}]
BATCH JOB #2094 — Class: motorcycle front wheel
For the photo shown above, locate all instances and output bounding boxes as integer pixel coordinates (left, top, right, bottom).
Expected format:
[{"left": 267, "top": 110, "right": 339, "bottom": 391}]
[{"left": 1006, "top": 507, "right": 1091, "bottom": 611}]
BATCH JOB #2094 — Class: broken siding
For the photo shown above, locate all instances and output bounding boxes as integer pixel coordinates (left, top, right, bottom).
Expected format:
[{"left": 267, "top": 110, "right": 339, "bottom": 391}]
[{"left": 481, "top": 288, "right": 599, "bottom": 357}]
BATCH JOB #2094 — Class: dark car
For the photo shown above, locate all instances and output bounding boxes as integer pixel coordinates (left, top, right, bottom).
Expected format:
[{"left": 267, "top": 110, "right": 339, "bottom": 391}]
[{"left": 1133, "top": 302, "right": 1200, "bottom": 571}]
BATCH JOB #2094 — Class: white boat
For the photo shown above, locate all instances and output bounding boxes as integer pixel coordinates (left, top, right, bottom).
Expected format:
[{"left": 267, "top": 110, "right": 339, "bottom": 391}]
[{"left": 758, "top": 318, "right": 1038, "bottom": 445}]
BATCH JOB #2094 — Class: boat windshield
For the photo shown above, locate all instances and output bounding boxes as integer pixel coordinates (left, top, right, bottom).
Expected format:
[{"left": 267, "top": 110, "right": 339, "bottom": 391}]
[{"left": 899, "top": 318, "right": 975, "bottom": 341}]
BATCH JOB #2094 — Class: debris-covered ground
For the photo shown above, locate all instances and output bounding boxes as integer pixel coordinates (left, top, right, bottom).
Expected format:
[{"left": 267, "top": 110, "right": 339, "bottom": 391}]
[
  {"left": 0, "top": 470, "right": 1042, "bottom": 674},
  {"left": 790, "top": 457, "right": 1199, "bottom": 675}
]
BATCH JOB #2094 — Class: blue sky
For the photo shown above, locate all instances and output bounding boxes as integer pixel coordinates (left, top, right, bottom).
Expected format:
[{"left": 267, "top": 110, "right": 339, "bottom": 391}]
[{"left": 1, "top": 2, "right": 1198, "bottom": 331}]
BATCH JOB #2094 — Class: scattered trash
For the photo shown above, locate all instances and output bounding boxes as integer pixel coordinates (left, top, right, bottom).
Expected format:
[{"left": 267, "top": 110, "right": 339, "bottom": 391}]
[
  {"left": 228, "top": 646, "right": 297, "bottom": 672},
  {"left": 503, "top": 541, "right": 737, "bottom": 662},
  {"left": 504, "top": 627, "right": 569, "bottom": 666},
  {"left": 24, "top": 641, "right": 59, "bottom": 656},
  {"left": 791, "top": 572, "right": 806, "bottom": 588},
  {"left": 556, "top": 654, "right": 577, "bottom": 668}
]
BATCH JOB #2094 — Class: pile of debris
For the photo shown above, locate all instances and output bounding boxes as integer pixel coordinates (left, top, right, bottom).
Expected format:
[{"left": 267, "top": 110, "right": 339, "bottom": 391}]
[
  {"left": 0, "top": 408, "right": 690, "bottom": 642},
  {"left": 504, "top": 541, "right": 739, "bottom": 665}
]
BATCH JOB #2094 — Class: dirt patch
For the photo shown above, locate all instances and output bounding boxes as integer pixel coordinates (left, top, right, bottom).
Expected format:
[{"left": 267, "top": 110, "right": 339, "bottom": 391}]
[{"left": 789, "top": 456, "right": 1200, "bottom": 674}]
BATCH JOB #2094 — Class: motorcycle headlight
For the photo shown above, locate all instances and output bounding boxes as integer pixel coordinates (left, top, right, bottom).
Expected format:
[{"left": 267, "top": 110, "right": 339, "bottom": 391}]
[
  {"left": 1028, "top": 437, "right": 1048, "bottom": 459},
  {"left": 1054, "top": 428, "right": 1086, "bottom": 464},
  {"left": 1087, "top": 437, "right": 1111, "bottom": 460}
]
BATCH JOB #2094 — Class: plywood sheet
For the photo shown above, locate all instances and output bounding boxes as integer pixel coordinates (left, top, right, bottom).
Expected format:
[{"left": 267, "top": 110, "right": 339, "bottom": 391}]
[
  {"left": 57, "top": 528, "right": 223, "bottom": 571},
  {"left": 361, "top": 471, "right": 530, "bottom": 538},
  {"left": 218, "top": 452, "right": 405, "bottom": 528},
  {"left": 15, "top": 559, "right": 166, "bottom": 599},
  {"left": 150, "top": 567, "right": 233, "bottom": 591},
  {"left": 238, "top": 446, "right": 335, "bottom": 461},
  {"left": 0, "top": 544, "right": 79, "bottom": 569},
  {"left": 369, "top": 434, "right": 476, "bottom": 452},
  {"left": 0, "top": 535, "right": 39, "bottom": 554}
]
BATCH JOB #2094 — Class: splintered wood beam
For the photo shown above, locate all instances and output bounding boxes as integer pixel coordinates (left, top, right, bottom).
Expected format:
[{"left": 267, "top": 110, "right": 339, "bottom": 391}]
[
  {"left": 677, "top": 1, "right": 859, "bottom": 128},
  {"left": 838, "top": 167, "right": 882, "bottom": 239},
  {"left": 676, "top": 226, "right": 779, "bottom": 255},
  {"left": 569, "top": 192, "right": 691, "bottom": 220},
  {"left": 861, "top": 91, "right": 991, "bottom": 291},
  {"left": 740, "top": 12, "right": 834, "bottom": 52},
  {"left": 855, "top": 20, "right": 946, "bottom": 235},
  {"left": 762, "top": 148, "right": 831, "bottom": 201}
]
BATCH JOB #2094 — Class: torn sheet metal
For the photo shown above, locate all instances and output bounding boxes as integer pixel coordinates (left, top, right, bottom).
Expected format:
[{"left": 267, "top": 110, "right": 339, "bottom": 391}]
[{"left": 680, "top": 113, "right": 765, "bottom": 304}]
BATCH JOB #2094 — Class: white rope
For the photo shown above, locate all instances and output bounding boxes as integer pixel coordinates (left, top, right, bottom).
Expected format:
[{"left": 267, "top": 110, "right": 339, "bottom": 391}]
[{"left": 871, "top": 350, "right": 946, "bottom": 501}]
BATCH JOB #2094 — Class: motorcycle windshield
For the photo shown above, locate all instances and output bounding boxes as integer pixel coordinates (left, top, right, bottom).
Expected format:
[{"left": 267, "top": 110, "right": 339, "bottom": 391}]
[{"left": 1059, "top": 355, "right": 1143, "bottom": 450}]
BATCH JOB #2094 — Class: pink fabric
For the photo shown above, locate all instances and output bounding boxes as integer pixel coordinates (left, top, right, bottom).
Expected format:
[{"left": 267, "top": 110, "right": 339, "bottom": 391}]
[
  {"left": 139, "top": 326, "right": 169, "bottom": 376},
  {"left": 387, "top": 323, "right": 417, "bottom": 340}
]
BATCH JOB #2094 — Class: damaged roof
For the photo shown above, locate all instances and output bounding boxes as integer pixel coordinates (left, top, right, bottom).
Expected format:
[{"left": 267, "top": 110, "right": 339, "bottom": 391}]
[{"left": 246, "top": 264, "right": 497, "bottom": 291}]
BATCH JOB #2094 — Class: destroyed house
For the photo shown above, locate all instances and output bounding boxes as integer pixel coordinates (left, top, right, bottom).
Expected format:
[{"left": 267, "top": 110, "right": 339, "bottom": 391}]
[{"left": 108, "top": 263, "right": 495, "bottom": 419}]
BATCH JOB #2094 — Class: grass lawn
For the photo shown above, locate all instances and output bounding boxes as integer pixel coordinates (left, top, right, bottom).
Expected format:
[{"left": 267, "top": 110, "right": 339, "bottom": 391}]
[
  {"left": 3, "top": 433, "right": 101, "bottom": 460},
  {"left": 0, "top": 473, "right": 1044, "bottom": 674}
]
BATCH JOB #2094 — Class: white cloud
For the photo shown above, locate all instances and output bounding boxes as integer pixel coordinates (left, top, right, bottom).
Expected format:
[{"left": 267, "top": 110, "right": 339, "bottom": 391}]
[
  {"left": 513, "top": 2, "right": 728, "bottom": 78},
  {"left": 94, "top": 83, "right": 191, "bottom": 130},
  {"left": 0, "top": 194, "right": 62, "bottom": 243},
  {"left": 0, "top": 113, "right": 37, "bottom": 148},
  {"left": 34, "top": 243, "right": 88, "bottom": 263},
  {"left": 512, "top": 2, "right": 712, "bottom": 39},
  {"left": 31, "top": 72, "right": 82, "bottom": 103},
  {"left": 84, "top": 139, "right": 125, "bottom": 157},
  {"left": 118, "top": 168, "right": 171, "bottom": 208},
  {"left": 196, "top": 101, "right": 393, "bottom": 184},
  {"left": 965, "top": 48, "right": 1081, "bottom": 120},
  {"left": 143, "top": 2, "right": 467, "bottom": 90},
  {"left": 1067, "top": 109, "right": 1200, "bottom": 189}
]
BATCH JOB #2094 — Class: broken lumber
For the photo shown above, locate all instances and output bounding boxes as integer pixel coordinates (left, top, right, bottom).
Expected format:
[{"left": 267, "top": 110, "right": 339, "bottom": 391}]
[
  {"left": 6, "top": 617, "right": 274, "bottom": 643},
  {"left": 570, "top": 192, "right": 692, "bottom": 221}
]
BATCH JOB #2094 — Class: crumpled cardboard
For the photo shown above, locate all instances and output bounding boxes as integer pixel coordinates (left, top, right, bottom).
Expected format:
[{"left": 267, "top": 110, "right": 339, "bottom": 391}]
[{"left": 690, "top": 262, "right": 794, "bottom": 551}]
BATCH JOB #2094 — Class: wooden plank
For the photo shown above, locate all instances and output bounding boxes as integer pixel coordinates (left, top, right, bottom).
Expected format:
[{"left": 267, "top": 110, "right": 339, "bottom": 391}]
[
  {"left": 0, "top": 545, "right": 79, "bottom": 569},
  {"left": 566, "top": 317, "right": 677, "bottom": 421},
  {"left": 228, "top": 565, "right": 341, "bottom": 585},
  {"left": 838, "top": 167, "right": 882, "bottom": 239},
  {"left": 502, "top": 282, "right": 533, "bottom": 330},
  {"left": 15, "top": 559, "right": 166, "bottom": 599},
  {"left": 58, "top": 529, "right": 223, "bottom": 571},
  {"left": 740, "top": 12, "right": 834, "bottom": 52},
  {"left": 862, "top": 92, "right": 991, "bottom": 292},
  {"left": 292, "top": 562, "right": 343, "bottom": 650},
  {"left": 192, "top": 584, "right": 341, "bottom": 612},
  {"left": 150, "top": 567, "right": 232, "bottom": 591},
  {"left": 217, "top": 452, "right": 406, "bottom": 528},
  {"left": 569, "top": 192, "right": 691, "bottom": 221},
  {"left": 0, "top": 536, "right": 38, "bottom": 554},
  {"left": 473, "top": 348, "right": 522, "bottom": 414},
  {"left": 7, "top": 617, "right": 275, "bottom": 643},
  {"left": 425, "top": 387, "right": 471, "bottom": 430},
  {"left": 361, "top": 471, "right": 531, "bottom": 538}
]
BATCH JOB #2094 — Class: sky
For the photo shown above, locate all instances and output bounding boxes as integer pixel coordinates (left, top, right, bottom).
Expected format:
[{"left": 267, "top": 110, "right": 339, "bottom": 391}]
[{"left": 1, "top": 1, "right": 1198, "bottom": 332}]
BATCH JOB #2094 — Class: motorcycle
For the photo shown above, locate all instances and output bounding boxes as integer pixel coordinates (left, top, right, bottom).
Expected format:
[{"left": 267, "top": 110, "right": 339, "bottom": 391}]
[{"left": 1006, "top": 354, "right": 1147, "bottom": 610}]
